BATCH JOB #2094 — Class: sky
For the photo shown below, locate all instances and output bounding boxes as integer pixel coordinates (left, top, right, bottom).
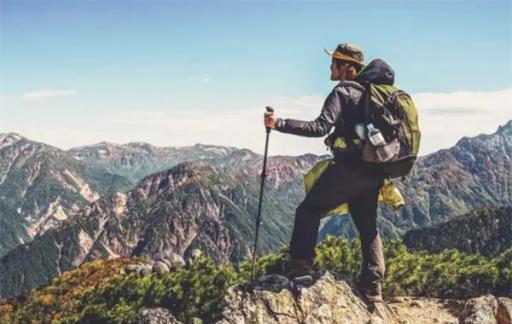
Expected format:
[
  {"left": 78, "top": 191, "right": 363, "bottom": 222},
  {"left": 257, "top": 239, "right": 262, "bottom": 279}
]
[{"left": 1, "top": 0, "right": 511, "bottom": 157}]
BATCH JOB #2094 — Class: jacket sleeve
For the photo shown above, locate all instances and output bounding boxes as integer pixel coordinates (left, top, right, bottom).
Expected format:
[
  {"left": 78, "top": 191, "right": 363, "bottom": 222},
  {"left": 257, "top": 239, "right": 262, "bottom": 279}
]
[{"left": 275, "top": 88, "right": 343, "bottom": 137}]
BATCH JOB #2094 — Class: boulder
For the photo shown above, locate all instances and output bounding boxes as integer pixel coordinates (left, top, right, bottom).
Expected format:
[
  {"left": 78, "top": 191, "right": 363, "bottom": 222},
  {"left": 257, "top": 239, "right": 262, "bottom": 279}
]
[
  {"left": 125, "top": 264, "right": 142, "bottom": 274},
  {"left": 152, "top": 261, "right": 170, "bottom": 275},
  {"left": 141, "top": 264, "right": 153, "bottom": 276},
  {"left": 163, "top": 253, "right": 186, "bottom": 270},
  {"left": 139, "top": 307, "right": 182, "bottom": 324},
  {"left": 219, "top": 271, "right": 398, "bottom": 324},
  {"left": 459, "top": 294, "right": 498, "bottom": 324},
  {"left": 191, "top": 249, "right": 203, "bottom": 261}
]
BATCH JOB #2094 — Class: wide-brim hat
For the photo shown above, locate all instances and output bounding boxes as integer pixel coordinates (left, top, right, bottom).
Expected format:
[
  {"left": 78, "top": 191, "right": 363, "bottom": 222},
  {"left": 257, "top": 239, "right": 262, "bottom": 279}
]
[{"left": 324, "top": 43, "right": 365, "bottom": 67}]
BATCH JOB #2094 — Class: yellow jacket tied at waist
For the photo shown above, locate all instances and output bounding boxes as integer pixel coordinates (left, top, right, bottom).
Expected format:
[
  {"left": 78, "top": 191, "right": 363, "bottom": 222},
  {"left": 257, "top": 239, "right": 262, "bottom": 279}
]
[{"left": 304, "top": 159, "right": 405, "bottom": 218}]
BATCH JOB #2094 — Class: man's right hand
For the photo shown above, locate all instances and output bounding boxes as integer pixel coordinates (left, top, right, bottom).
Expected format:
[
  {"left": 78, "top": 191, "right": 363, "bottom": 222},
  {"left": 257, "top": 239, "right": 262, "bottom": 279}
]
[{"left": 264, "top": 112, "right": 277, "bottom": 129}]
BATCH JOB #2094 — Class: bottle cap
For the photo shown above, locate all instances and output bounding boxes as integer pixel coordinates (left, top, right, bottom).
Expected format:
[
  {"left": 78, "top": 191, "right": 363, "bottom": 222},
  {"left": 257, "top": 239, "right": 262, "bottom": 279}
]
[{"left": 367, "top": 123, "right": 374, "bottom": 130}]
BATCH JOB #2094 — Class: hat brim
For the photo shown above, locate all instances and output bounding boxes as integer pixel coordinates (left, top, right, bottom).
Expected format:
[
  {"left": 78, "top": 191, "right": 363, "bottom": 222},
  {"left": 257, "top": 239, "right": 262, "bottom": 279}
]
[{"left": 324, "top": 48, "right": 365, "bottom": 67}]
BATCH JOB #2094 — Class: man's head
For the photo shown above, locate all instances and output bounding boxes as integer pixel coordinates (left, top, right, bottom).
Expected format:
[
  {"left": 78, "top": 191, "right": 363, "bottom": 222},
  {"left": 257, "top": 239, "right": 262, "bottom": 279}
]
[{"left": 324, "top": 43, "right": 365, "bottom": 81}]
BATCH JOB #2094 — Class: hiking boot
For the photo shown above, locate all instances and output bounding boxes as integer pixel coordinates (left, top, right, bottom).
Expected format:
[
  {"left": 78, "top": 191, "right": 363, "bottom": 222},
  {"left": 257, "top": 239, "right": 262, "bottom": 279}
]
[
  {"left": 357, "top": 280, "right": 383, "bottom": 304},
  {"left": 285, "top": 258, "right": 315, "bottom": 280}
]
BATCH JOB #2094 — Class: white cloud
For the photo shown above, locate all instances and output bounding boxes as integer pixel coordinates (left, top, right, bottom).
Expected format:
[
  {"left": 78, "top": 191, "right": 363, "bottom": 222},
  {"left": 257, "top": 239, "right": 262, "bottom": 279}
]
[
  {"left": 266, "top": 95, "right": 324, "bottom": 116},
  {"left": 412, "top": 89, "right": 511, "bottom": 110},
  {"left": 411, "top": 88, "right": 511, "bottom": 156},
  {"left": 103, "top": 95, "right": 328, "bottom": 157},
  {"left": 4, "top": 88, "right": 510, "bottom": 158},
  {"left": 102, "top": 88, "right": 511, "bottom": 157},
  {"left": 22, "top": 89, "right": 76, "bottom": 101}
]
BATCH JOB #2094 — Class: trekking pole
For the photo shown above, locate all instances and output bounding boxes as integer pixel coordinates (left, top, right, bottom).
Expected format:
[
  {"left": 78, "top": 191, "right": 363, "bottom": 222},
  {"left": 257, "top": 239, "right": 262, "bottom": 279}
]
[{"left": 250, "top": 106, "right": 274, "bottom": 281}]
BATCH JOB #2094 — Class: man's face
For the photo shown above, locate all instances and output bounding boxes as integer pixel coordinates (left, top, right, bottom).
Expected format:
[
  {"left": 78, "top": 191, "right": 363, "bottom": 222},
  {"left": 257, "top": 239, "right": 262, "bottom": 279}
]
[{"left": 330, "top": 59, "right": 345, "bottom": 81}]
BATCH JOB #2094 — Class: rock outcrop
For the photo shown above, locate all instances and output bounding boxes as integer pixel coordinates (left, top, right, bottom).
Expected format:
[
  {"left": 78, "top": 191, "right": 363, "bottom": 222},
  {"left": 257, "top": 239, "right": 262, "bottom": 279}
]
[
  {"left": 459, "top": 295, "right": 512, "bottom": 324},
  {"left": 221, "top": 272, "right": 397, "bottom": 324},
  {"left": 139, "top": 307, "right": 183, "bottom": 324},
  {"left": 218, "top": 272, "right": 511, "bottom": 324}
]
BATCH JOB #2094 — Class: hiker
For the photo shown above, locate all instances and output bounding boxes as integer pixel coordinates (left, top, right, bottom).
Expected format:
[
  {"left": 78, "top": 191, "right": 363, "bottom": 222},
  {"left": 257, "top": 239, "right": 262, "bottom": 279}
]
[{"left": 263, "top": 43, "right": 396, "bottom": 303}]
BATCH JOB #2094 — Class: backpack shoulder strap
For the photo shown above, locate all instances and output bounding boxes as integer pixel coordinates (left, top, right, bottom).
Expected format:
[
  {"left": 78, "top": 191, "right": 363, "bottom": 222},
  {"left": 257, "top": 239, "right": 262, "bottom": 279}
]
[{"left": 362, "top": 82, "right": 372, "bottom": 122}]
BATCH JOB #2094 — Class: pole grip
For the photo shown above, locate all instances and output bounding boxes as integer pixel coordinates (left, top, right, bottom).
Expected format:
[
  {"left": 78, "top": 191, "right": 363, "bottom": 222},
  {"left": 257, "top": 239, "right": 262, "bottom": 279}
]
[{"left": 265, "top": 106, "right": 274, "bottom": 133}]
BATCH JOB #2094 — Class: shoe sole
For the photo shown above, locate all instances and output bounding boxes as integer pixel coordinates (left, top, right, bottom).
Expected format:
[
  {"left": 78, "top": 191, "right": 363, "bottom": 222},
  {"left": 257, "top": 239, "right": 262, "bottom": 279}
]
[{"left": 292, "top": 275, "right": 313, "bottom": 286}]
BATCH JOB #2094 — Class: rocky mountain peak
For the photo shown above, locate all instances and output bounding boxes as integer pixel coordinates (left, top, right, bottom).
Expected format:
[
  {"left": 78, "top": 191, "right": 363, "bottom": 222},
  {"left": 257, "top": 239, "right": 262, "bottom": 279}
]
[
  {"left": 497, "top": 120, "right": 512, "bottom": 134},
  {"left": 124, "top": 142, "right": 157, "bottom": 153},
  {"left": 133, "top": 162, "right": 215, "bottom": 197},
  {"left": 70, "top": 141, "right": 121, "bottom": 159},
  {"left": 0, "top": 132, "right": 24, "bottom": 146},
  {"left": 0, "top": 133, "right": 54, "bottom": 154},
  {"left": 453, "top": 119, "right": 512, "bottom": 151}
]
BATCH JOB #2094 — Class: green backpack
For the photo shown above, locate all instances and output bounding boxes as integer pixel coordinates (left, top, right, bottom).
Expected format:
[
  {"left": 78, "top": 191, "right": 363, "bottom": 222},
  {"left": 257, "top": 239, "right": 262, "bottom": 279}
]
[{"left": 360, "top": 83, "right": 421, "bottom": 178}]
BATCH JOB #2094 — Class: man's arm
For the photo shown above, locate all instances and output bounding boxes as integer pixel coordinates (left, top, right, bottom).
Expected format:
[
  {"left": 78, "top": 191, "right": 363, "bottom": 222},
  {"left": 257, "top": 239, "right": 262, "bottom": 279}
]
[{"left": 274, "top": 89, "right": 343, "bottom": 137}]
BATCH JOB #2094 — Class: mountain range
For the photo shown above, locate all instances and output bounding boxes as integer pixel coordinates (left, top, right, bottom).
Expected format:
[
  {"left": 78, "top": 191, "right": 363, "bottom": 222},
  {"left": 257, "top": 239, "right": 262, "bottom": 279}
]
[
  {"left": 0, "top": 120, "right": 510, "bottom": 298},
  {"left": 0, "top": 151, "right": 321, "bottom": 298},
  {"left": 0, "top": 133, "right": 133, "bottom": 257}
]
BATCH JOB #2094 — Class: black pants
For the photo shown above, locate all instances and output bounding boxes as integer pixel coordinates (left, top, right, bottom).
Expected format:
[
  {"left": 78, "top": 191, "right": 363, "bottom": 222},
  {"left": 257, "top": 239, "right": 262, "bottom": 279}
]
[{"left": 289, "top": 160, "right": 386, "bottom": 283}]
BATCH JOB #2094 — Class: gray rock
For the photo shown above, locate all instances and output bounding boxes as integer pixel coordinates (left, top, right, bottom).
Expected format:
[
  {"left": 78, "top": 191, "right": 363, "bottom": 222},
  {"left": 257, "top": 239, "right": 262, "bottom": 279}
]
[
  {"left": 126, "top": 264, "right": 143, "bottom": 274},
  {"left": 250, "top": 274, "right": 295, "bottom": 293},
  {"left": 141, "top": 265, "right": 153, "bottom": 276},
  {"left": 139, "top": 307, "right": 182, "bottom": 324},
  {"left": 389, "top": 296, "right": 405, "bottom": 303},
  {"left": 158, "top": 253, "right": 185, "bottom": 270},
  {"left": 459, "top": 294, "right": 498, "bottom": 324},
  {"left": 167, "top": 253, "right": 186, "bottom": 269},
  {"left": 152, "top": 261, "right": 170, "bottom": 275},
  {"left": 191, "top": 249, "right": 203, "bottom": 261},
  {"left": 125, "top": 264, "right": 138, "bottom": 272}
]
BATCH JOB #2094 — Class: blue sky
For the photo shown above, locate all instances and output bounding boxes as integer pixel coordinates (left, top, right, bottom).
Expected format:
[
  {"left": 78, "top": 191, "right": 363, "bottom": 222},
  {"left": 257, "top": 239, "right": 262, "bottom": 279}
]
[{"left": 1, "top": 0, "right": 511, "bottom": 156}]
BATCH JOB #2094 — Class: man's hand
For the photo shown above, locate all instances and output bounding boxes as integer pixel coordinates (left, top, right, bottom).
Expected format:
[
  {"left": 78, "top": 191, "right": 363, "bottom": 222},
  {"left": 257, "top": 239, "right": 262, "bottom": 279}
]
[{"left": 264, "top": 112, "right": 277, "bottom": 129}]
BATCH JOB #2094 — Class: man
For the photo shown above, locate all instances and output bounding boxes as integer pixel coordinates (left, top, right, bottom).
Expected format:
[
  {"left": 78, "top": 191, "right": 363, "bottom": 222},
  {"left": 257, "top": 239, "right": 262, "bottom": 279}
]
[{"left": 264, "top": 43, "right": 397, "bottom": 304}]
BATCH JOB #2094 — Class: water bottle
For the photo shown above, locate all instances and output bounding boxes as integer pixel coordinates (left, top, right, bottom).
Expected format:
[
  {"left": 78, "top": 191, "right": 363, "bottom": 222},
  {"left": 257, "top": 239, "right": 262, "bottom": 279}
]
[
  {"left": 367, "top": 123, "right": 391, "bottom": 161},
  {"left": 367, "top": 123, "right": 386, "bottom": 146}
]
